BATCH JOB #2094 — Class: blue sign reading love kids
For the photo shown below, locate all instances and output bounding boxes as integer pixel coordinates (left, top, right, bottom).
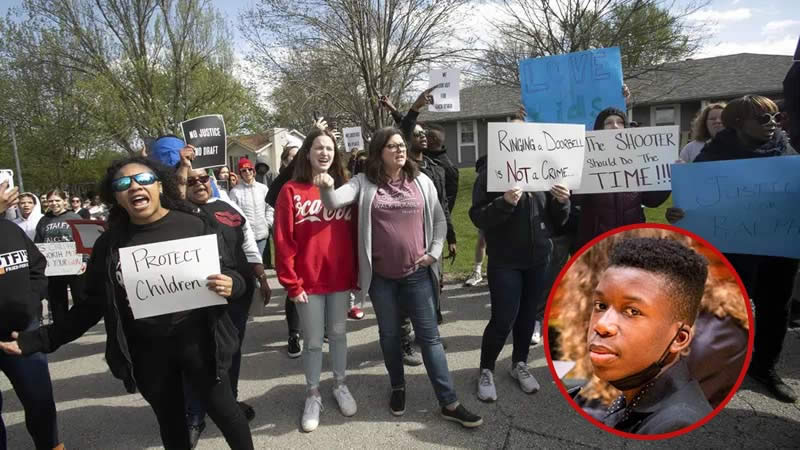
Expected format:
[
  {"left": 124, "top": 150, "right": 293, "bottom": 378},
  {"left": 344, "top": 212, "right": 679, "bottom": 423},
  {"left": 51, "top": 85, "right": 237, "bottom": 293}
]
[
  {"left": 519, "top": 47, "right": 625, "bottom": 129},
  {"left": 671, "top": 156, "right": 800, "bottom": 258}
]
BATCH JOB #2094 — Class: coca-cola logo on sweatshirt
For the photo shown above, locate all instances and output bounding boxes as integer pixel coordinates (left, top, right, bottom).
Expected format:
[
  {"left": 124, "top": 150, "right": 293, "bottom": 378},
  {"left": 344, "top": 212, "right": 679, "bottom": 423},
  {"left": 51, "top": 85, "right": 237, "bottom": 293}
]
[{"left": 294, "top": 195, "right": 352, "bottom": 224}]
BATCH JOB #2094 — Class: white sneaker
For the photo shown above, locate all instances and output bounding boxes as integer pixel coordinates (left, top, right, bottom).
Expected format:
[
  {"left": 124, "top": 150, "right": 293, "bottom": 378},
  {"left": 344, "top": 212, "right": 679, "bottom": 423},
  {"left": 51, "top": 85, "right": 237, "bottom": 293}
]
[
  {"left": 510, "top": 362, "right": 540, "bottom": 394},
  {"left": 530, "top": 321, "right": 542, "bottom": 346},
  {"left": 333, "top": 384, "right": 358, "bottom": 417},
  {"left": 477, "top": 368, "right": 498, "bottom": 402},
  {"left": 301, "top": 395, "right": 323, "bottom": 432},
  {"left": 464, "top": 271, "right": 483, "bottom": 287}
]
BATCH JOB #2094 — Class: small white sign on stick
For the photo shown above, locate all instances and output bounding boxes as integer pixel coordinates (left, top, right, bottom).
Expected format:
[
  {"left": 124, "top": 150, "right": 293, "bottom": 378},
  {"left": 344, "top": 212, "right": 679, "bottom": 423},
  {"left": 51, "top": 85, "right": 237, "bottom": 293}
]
[
  {"left": 487, "top": 122, "right": 586, "bottom": 192},
  {"left": 118, "top": 234, "right": 226, "bottom": 319},
  {"left": 36, "top": 242, "right": 83, "bottom": 276},
  {"left": 574, "top": 125, "right": 679, "bottom": 194},
  {"left": 342, "top": 127, "right": 364, "bottom": 153},
  {"left": 428, "top": 69, "right": 461, "bottom": 112}
]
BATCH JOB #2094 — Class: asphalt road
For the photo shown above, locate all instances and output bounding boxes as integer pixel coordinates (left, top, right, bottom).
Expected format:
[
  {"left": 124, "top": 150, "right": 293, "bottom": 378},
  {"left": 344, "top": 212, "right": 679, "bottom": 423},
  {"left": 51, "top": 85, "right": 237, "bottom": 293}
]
[{"left": 2, "top": 280, "right": 799, "bottom": 449}]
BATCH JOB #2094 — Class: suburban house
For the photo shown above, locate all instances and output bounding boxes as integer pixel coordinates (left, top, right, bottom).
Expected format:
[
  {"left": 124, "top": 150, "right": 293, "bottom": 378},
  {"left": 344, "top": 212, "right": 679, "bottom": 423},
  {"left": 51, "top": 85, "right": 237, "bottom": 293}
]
[
  {"left": 227, "top": 128, "right": 305, "bottom": 174},
  {"left": 417, "top": 53, "right": 794, "bottom": 168}
]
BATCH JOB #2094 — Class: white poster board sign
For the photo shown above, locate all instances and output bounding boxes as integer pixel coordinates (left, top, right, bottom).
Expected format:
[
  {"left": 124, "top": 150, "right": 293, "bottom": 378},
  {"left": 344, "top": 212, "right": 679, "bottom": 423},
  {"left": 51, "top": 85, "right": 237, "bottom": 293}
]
[
  {"left": 118, "top": 234, "right": 226, "bottom": 319},
  {"left": 428, "top": 69, "right": 461, "bottom": 112},
  {"left": 574, "top": 126, "right": 679, "bottom": 194},
  {"left": 342, "top": 127, "right": 364, "bottom": 153},
  {"left": 0, "top": 169, "right": 13, "bottom": 188},
  {"left": 36, "top": 242, "right": 83, "bottom": 276},
  {"left": 487, "top": 122, "right": 586, "bottom": 192}
]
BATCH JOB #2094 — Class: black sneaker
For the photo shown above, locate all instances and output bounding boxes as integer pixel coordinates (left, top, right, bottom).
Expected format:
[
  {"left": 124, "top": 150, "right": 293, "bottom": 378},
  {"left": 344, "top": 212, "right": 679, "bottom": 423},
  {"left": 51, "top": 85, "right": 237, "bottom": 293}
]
[
  {"left": 390, "top": 389, "right": 406, "bottom": 416},
  {"left": 288, "top": 335, "right": 302, "bottom": 359},
  {"left": 749, "top": 367, "right": 798, "bottom": 403},
  {"left": 238, "top": 401, "right": 256, "bottom": 422},
  {"left": 441, "top": 404, "right": 483, "bottom": 428},
  {"left": 188, "top": 421, "right": 205, "bottom": 449}
]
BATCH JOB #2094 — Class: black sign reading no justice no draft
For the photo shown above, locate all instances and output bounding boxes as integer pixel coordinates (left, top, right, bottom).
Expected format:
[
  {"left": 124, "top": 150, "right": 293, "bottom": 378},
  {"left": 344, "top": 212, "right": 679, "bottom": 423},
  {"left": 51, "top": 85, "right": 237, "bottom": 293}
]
[{"left": 180, "top": 115, "right": 227, "bottom": 169}]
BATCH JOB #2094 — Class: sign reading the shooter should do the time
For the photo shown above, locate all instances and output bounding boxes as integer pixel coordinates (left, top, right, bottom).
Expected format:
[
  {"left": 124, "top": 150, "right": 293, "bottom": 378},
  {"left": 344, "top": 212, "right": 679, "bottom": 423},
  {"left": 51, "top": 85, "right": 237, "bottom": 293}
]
[{"left": 118, "top": 234, "right": 226, "bottom": 319}]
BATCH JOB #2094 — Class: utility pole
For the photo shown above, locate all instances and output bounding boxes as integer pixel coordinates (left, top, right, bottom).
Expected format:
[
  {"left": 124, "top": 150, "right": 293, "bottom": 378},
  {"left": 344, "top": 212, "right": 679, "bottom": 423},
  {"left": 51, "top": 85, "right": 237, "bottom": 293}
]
[{"left": 9, "top": 121, "right": 24, "bottom": 192}]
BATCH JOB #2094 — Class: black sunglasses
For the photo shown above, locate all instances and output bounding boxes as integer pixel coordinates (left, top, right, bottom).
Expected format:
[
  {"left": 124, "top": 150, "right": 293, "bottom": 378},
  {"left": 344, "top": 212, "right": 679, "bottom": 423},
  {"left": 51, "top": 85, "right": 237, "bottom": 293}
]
[
  {"left": 111, "top": 172, "right": 159, "bottom": 192},
  {"left": 755, "top": 112, "right": 784, "bottom": 125},
  {"left": 187, "top": 175, "right": 210, "bottom": 187}
]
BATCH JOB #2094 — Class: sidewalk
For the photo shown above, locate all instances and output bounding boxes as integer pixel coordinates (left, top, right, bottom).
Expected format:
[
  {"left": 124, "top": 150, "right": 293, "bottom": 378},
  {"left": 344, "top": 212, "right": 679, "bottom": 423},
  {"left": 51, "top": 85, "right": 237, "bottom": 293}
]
[{"left": 2, "top": 279, "right": 799, "bottom": 448}]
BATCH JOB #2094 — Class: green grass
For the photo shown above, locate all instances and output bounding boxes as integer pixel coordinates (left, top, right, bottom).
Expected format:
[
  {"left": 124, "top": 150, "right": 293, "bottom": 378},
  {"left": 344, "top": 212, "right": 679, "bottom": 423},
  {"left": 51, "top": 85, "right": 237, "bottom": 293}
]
[{"left": 445, "top": 168, "right": 672, "bottom": 280}]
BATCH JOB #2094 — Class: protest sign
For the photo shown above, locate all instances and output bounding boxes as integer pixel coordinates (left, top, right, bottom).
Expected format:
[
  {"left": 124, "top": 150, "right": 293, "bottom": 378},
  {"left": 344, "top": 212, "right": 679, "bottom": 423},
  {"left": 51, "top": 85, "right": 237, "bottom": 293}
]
[
  {"left": 181, "top": 115, "right": 227, "bottom": 169},
  {"left": 519, "top": 47, "right": 625, "bottom": 129},
  {"left": 574, "top": 126, "right": 679, "bottom": 194},
  {"left": 428, "top": 69, "right": 461, "bottom": 112},
  {"left": 0, "top": 169, "right": 12, "bottom": 188},
  {"left": 672, "top": 155, "right": 800, "bottom": 258},
  {"left": 118, "top": 234, "right": 226, "bottom": 319},
  {"left": 66, "top": 220, "right": 107, "bottom": 255},
  {"left": 342, "top": 127, "right": 364, "bottom": 153},
  {"left": 36, "top": 242, "right": 84, "bottom": 276},
  {"left": 487, "top": 122, "right": 586, "bottom": 192}
]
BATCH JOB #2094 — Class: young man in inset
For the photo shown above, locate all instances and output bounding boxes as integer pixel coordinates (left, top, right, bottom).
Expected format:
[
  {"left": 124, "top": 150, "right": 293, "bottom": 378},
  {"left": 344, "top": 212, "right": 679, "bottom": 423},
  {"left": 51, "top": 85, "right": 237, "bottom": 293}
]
[{"left": 586, "top": 238, "right": 713, "bottom": 434}]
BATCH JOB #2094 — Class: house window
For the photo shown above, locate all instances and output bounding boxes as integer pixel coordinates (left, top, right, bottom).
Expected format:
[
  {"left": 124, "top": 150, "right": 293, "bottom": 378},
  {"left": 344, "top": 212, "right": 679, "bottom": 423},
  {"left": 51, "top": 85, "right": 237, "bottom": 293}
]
[
  {"left": 651, "top": 104, "right": 681, "bottom": 126},
  {"left": 457, "top": 120, "right": 478, "bottom": 165}
]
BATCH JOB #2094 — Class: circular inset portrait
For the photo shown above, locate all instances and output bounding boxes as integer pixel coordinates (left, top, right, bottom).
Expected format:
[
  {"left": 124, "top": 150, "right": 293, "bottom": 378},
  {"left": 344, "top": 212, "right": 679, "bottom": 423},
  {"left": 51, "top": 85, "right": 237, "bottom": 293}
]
[{"left": 545, "top": 224, "right": 752, "bottom": 439}]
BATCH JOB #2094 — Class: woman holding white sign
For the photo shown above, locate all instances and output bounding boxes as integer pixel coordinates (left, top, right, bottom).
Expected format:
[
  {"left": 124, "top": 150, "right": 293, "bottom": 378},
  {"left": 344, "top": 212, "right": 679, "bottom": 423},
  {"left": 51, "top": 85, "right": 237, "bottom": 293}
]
[
  {"left": 274, "top": 128, "right": 358, "bottom": 432},
  {"left": 315, "top": 127, "right": 483, "bottom": 428},
  {"left": 34, "top": 189, "right": 87, "bottom": 327},
  {"left": 2, "top": 157, "right": 254, "bottom": 449}
]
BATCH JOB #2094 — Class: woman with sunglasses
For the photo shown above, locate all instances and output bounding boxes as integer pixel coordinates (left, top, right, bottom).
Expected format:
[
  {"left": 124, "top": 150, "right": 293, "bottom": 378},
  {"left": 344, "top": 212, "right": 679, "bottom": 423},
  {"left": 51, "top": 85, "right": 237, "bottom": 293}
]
[
  {"left": 183, "top": 167, "right": 269, "bottom": 445},
  {"left": 667, "top": 95, "right": 797, "bottom": 403},
  {"left": 34, "top": 189, "right": 88, "bottom": 326},
  {"left": 1, "top": 156, "right": 254, "bottom": 449},
  {"left": 315, "top": 127, "right": 483, "bottom": 428}
]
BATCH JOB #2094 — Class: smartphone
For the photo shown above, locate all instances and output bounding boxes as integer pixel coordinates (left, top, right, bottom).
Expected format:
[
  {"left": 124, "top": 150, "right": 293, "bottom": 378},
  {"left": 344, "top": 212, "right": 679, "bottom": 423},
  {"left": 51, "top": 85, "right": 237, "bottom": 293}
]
[
  {"left": 0, "top": 169, "right": 13, "bottom": 192},
  {"left": 313, "top": 111, "right": 321, "bottom": 121}
]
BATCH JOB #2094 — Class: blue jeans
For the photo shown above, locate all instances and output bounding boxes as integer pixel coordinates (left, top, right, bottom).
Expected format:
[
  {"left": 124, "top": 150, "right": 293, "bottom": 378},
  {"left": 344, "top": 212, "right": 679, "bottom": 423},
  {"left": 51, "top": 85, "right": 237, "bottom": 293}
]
[
  {"left": 0, "top": 323, "right": 59, "bottom": 450},
  {"left": 480, "top": 264, "right": 548, "bottom": 371},
  {"left": 369, "top": 267, "right": 457, "bottom": 407}
]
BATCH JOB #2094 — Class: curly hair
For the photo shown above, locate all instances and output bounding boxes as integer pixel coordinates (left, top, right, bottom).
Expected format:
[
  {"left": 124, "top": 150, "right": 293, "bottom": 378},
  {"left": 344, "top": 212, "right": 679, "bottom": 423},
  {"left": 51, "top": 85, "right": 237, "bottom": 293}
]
[
  {"left": 690, "top": 103, "right": 726, "bottom": 142},
  {"left": 609, "top": 237, "right": 708, "bottom": 324},
  {"left": 99, "top": 156, "right": 199, "bottom": 230}
]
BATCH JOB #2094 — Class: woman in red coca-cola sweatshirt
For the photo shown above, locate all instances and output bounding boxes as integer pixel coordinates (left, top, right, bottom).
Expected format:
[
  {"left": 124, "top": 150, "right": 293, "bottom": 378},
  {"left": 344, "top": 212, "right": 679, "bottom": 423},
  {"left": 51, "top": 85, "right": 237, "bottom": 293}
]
[{"left": 273, "top": 128, "right": 358, "bottom": 432}]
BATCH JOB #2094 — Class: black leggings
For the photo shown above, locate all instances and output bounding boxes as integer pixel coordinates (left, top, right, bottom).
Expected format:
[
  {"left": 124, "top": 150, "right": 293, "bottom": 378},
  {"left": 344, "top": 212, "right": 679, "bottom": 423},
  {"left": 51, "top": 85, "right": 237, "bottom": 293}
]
[
  {"left": 130, "top": 326, "right": 253, "bottom": 450},
  {"left": 46, "top": 274, "right": 87, "bottom": 326}
]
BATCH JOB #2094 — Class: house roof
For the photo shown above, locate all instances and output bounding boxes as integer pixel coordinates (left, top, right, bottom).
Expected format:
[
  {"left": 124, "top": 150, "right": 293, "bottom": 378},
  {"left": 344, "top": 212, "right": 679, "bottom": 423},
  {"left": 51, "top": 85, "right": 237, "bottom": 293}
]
[
  {"left": 626, "top": 53, "right": 793, "bottom": 105},
  {"left": 419, "top": 53, "right": 793, "bottom": 123},
  {"left": 417, "top": 84, "right": 520, "bottom": 123},
  {"left": 228, "top": 134, "right": 270, "bottom": 152}
]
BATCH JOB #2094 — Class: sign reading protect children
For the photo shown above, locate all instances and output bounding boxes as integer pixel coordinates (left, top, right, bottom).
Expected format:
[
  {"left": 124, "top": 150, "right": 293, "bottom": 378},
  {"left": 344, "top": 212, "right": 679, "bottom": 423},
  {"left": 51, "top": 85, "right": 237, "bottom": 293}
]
[
  {"left": 118, "top": 234, "right": 226, "bottom": 319},
  {"left": 574, "top": 125, "right": 679, "bottom": 194},
  {"left": 487, "top": 122, "right": 586, "bottom": 192}
]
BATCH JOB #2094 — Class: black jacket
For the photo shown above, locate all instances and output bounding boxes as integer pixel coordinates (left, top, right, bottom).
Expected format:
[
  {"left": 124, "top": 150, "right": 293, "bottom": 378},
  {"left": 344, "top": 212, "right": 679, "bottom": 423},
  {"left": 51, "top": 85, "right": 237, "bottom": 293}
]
[
  {"left": 17, "top": 211, "right": 244, "bottom": 394},
  {"left": 418, "top": 155, "right": 456, "bottom": 244},
  {"left": 602, "top": 359, "right": 712, "bottom": 434},
  {"left": 0, "top": 219, "right": 48, "bottom": 340},
  {"left": 266, "top": 161, "right": 295, "bottom": 208},
  {"left": 469, "top": 167, "right": 570, "bottom": 269},
  {"left": 424, "top": 147, "right": 459, "bottom": 213}
]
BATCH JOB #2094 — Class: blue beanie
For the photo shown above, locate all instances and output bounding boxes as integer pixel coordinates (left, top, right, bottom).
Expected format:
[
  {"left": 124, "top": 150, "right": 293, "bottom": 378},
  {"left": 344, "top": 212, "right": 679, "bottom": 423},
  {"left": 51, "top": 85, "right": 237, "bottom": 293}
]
[{"left": 149, "top": 136, "right": 185, "bottom": 168}]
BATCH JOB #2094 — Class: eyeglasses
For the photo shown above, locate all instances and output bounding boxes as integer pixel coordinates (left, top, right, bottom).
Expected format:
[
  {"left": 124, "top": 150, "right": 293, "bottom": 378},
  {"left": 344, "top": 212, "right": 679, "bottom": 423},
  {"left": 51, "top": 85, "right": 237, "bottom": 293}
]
[
  {"left": 187, "top": 175, "right": 210, "bottom": 187},
  {"left": 755, "top": 112, "right": 784, "bottom": 125},
  {"left": 240, "top": 168, "right": 254, "bottom": 173},
  {"left": 111, "top": 172, "right": 159, "bottom": 192},
  {"left": 71, "top": 199, "right": 81, "bottom": 203},
  {"left": 385, "top": 143, "right": 407, "bottom": 152}
]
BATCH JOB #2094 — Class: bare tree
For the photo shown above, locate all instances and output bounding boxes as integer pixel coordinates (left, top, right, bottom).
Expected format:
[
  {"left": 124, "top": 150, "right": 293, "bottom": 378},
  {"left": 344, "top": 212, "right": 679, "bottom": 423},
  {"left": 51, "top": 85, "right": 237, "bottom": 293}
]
[
  {"left": 473, "top": 0, "right": 708, "bottom": 87},
  {"left": 242, "top": 0, "right": 473, "bottom": 131}
]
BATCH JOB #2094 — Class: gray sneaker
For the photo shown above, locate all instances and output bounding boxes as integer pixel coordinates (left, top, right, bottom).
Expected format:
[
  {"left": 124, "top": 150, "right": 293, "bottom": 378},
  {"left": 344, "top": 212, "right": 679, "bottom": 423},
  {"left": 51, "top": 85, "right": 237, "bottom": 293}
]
[
  {"left": 510, "top": 362, "right": 540, "bottom": 394},
  {"left": 301, "top": 395, "right": 323, "bottom": 432},
  {"left": 464, "top": 271, "right": 483, "bottom": 287},
  {"left": 477, "top": 369, "right": 497, "bottom": 402},
  {"left": 402, "top": 342, "right": 423, "bottom": 366}
]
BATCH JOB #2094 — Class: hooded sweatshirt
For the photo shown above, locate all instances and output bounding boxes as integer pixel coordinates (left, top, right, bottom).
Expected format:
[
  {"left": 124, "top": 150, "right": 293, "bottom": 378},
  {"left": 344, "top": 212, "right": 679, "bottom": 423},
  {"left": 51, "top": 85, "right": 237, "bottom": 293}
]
[
  {"left": 35, "top": 210, "right": 82, "bottom": 243},
  {"left": 12, "top": 193, "right": 45, "bottom": 240},
  {"left": 0, "top": 218, "right": 47, "bottom": 340}
]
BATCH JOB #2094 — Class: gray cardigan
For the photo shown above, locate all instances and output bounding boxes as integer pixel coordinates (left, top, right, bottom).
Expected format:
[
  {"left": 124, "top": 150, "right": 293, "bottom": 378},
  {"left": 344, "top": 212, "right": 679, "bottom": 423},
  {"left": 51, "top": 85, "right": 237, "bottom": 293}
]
[{"left": 319, "top": 172, "right": 446, "bottom": 305}]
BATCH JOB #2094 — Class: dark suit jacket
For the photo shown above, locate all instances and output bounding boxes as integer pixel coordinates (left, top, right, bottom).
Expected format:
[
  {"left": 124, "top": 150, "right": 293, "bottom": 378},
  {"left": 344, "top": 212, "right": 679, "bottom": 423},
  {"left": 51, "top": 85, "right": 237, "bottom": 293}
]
[{"left": 602, "top": 359, "right": 712, "bottom": 434}]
